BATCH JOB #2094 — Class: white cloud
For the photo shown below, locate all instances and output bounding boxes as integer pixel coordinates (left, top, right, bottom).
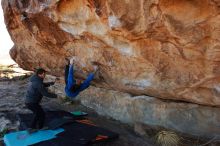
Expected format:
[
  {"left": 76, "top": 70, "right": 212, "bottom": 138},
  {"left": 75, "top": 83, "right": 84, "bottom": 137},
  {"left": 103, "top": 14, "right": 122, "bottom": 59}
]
[{"left": 0, "top": 7, "right": 15, "bottom": 65}]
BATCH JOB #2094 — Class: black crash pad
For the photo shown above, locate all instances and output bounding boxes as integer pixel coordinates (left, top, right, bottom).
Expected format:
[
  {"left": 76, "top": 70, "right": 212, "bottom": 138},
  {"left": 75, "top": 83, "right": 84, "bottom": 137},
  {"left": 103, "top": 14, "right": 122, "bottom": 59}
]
[
  {"left": 17, "top": 110, "right": 84, "bottom": 130},
  {"left": 17, "top": 110, "right": 119, "bottom": 146}
]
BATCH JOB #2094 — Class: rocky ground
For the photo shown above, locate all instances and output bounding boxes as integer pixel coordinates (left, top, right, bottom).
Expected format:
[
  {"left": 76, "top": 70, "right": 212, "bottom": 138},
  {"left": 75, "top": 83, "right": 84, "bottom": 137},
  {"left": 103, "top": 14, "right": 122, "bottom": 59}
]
[{"left": 0, "top": 66, "right": 219, "bottom": 146}]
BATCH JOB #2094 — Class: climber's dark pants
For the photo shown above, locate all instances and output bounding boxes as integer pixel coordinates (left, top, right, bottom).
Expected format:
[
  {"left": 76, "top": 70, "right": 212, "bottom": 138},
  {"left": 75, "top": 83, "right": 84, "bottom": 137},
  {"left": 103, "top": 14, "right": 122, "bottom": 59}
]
[{"left": 25, "top": 103, "right": 45, "bottom": 129}]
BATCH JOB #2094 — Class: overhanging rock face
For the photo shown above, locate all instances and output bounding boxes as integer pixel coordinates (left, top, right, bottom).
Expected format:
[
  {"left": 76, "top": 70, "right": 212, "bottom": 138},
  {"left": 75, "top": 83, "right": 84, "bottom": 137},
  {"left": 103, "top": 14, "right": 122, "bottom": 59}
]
[{"left": 2, "top": 0, "right": 220, "bottom": 106}]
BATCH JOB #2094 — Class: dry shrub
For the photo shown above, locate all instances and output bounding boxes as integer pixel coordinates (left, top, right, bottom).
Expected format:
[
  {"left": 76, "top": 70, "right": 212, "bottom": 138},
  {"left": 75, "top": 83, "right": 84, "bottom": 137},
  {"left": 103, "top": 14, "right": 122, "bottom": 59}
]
[{"left": 155, "top": 130, "right": 180, "bottom": 146}]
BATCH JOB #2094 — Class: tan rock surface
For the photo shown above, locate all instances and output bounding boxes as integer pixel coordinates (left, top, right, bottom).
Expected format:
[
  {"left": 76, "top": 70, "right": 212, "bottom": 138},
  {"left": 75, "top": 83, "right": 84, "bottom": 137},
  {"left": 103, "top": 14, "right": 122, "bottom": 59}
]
[{"left": 2, "top": 0, "right": 220, "bottom": 106}]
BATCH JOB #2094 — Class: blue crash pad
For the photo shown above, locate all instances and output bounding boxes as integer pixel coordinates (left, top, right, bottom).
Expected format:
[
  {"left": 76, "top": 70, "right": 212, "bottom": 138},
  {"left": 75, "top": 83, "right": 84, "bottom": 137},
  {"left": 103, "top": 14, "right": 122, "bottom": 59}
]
[{"left": 4, "top": 128, "right": 64, "bottom": 146}]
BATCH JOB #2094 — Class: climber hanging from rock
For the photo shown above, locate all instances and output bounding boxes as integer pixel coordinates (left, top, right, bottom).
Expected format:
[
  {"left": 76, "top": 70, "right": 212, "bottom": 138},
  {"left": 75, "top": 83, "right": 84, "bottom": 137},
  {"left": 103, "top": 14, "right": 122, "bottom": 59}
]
[{"left": 64, "top": 57, "right": 99, "bottom": 98}]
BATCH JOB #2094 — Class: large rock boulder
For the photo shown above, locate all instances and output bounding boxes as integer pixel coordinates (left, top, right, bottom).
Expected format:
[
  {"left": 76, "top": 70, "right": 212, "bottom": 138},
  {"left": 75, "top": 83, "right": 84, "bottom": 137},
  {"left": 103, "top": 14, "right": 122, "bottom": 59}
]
[
  {"left": 79, "top": 86, "right": 220, "bottom": 138},
  {"left": 2, "top": 0, "right": 220, "bottom": 106},
  {"left": 49, "top": 82, "right": 220, "bottom": 138}
]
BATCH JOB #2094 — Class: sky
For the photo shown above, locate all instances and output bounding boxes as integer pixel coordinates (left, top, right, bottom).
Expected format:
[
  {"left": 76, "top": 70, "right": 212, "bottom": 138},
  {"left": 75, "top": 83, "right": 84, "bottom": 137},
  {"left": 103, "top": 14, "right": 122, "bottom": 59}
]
[{"left": 0, "top": 6, "right": 15, "bottom": 65}]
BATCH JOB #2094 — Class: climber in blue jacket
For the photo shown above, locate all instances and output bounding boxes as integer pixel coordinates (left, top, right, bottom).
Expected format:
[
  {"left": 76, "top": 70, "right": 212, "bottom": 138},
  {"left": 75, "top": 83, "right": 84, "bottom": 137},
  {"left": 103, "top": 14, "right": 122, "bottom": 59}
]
[{"left": 64, "top": 58, "right": 99, "bottom": 98}]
